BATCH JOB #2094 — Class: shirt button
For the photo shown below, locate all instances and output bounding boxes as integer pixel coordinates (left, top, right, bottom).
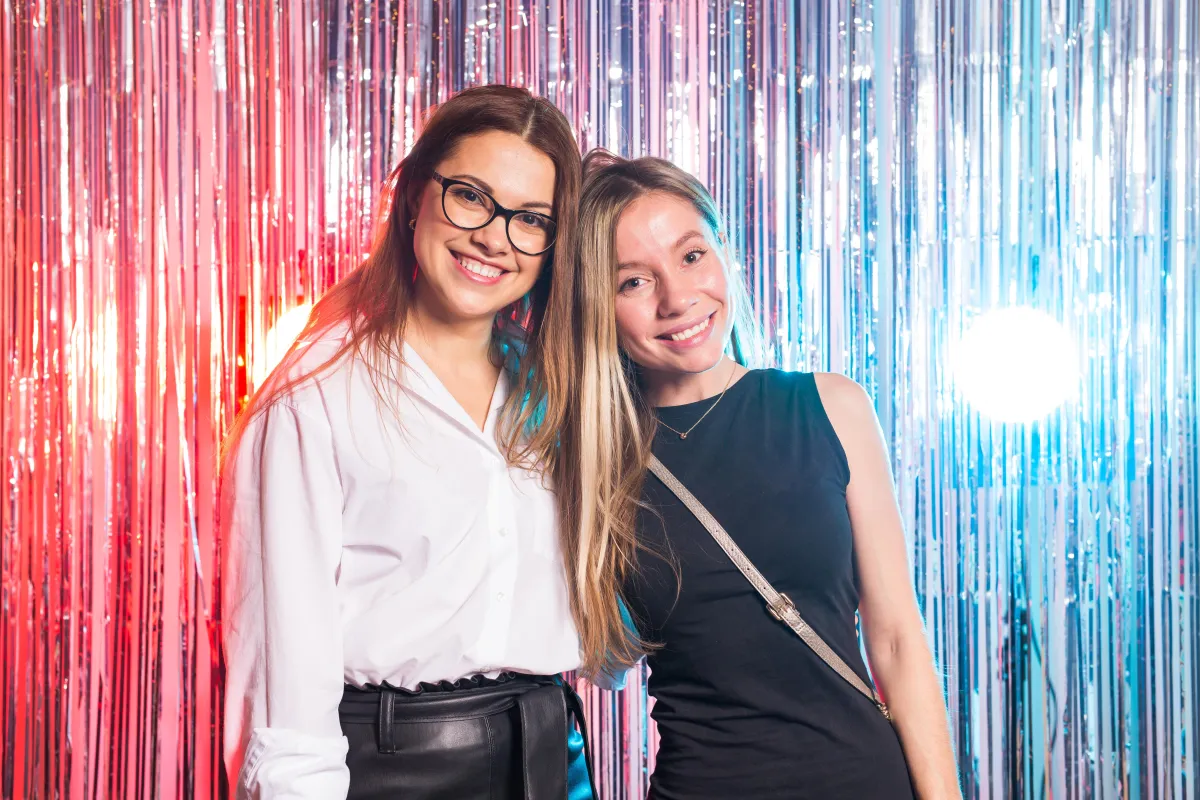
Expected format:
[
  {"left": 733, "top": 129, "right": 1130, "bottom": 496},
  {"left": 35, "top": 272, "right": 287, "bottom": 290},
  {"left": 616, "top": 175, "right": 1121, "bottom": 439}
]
[
  {"left": 497, "top": 591, "right": 506, "bottom": 600},
  {"left": 499, "top": 527, "right": 508, "bottom": 538}
]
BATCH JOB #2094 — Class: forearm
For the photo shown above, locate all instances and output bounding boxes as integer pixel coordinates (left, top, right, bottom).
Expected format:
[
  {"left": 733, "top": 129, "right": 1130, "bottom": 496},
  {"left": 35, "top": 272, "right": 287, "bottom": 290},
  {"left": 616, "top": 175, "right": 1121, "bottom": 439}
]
[{"left": 872, "top": 637, "right": 961, "bottom": 800}]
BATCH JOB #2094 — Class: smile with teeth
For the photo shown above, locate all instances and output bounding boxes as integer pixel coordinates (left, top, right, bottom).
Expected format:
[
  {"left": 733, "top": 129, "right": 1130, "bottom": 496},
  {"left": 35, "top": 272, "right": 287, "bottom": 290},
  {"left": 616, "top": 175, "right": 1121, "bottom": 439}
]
[
  {"left": 455, "top": 253, "right": 505, "bottom": 279},
  {"left": 664, "top": 315, "right": 712, "bottom": 341}
]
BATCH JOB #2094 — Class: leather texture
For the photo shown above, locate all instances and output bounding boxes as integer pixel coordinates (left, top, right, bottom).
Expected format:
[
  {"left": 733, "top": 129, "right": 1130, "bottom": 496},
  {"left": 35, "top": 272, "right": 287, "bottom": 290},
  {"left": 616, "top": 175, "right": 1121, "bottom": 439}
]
[
  {"left": 516, "top": 686, "right": 569, "bottom": 800},
  {"left": 339, "top": 674, "right": 580, "bottom": 800}
]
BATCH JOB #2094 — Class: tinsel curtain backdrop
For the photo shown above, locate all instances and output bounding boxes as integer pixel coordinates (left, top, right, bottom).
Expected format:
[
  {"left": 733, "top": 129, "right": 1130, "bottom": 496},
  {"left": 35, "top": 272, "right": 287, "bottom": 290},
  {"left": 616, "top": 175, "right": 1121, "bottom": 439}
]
[{"left": 2, "top": 0, "right": 1198, "bottom": 798}]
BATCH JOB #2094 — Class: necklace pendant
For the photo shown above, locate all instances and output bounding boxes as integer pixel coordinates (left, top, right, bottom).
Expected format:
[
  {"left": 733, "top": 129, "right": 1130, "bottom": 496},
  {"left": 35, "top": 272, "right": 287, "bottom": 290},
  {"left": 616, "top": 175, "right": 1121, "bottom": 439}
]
[{"left": 680, "top": 432, "right": 688, "bottom": 439}]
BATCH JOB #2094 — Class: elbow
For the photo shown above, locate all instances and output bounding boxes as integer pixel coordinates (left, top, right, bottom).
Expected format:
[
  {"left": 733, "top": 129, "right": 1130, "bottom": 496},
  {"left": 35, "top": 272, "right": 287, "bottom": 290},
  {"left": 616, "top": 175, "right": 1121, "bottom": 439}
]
[{"left": 866, "top": 622, "right": 932, "bottom": 678}]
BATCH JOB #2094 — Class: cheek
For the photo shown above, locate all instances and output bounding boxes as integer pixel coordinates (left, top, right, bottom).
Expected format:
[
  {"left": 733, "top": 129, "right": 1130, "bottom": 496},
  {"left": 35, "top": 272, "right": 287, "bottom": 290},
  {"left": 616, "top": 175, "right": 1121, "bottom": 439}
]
[
  {"left": 614, "top": 300, "right": 652, "bottom": 349},
  {"left": 410, "top": 231, "right": 431, "bottom": 274},
  {"left": 516, "top": 253, "right": 548, "bottom": 286},
  {"left": 412, "top": 227, "right": 432, "bottom": 258},
  {"left": 698, "top": 264, "right": 730, "bottom": 304},
  {"left": 412, "top": 217, "right": 445, "bottom": 262},
  {"left": 411, "top": 187, "right": 449, "bottom": 255}
]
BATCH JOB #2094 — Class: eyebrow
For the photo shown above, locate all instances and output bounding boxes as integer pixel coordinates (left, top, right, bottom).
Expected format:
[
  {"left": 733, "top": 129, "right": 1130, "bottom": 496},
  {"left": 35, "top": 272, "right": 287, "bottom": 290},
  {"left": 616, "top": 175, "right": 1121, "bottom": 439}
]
[
  {"left": 673, "top": 230, "right": 707, "bottom": 249},
  {"left": 445, "top": 172, "right": 554, "bottom": 213},
  {"left": 617, "top": 230, "right": 709, "bottom": 271}
]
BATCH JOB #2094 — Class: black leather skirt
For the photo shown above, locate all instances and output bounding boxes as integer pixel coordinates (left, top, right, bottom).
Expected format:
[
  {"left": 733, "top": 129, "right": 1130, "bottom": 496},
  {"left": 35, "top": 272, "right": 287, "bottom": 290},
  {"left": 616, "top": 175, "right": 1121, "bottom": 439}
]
[{"left": 339, "top": 673, "right": 593, "bottom": 800}]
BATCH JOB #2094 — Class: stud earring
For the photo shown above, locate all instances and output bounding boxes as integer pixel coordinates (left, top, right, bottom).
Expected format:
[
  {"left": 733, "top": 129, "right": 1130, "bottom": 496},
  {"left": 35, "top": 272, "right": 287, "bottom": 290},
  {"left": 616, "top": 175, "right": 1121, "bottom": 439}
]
[{"left": 409, "top": 219, "right": 416, "bottom": 230}]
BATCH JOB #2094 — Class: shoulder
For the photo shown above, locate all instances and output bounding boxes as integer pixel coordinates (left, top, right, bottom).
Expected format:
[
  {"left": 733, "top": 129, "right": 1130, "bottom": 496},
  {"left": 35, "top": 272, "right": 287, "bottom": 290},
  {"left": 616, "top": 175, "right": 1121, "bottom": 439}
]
[
  {"left": 811, "top": 373, "right": 885, "bottom": 462},
  {"left": 225, "top": 328, "right": 360, "bottom": 453},
  {"left": 266, "top": 323, "right": 359, "bottom": 413},
  {"left": 736, "top": 369, "right": 866, "bottom": 432},
  {"left": 745, "top": 367, "right": 803, "bottom": 396},
  {"left": 812, "top": 372, "right": 877, "bottom": 430},
  {"left": 753, "top": 368, "right": 871, "bottom": 414},
  {"left": 811, "top": 372, "right": 874, "bottom": 417},
  {"left": 285, "top": 322, "right": 355, "bottom": 380}
]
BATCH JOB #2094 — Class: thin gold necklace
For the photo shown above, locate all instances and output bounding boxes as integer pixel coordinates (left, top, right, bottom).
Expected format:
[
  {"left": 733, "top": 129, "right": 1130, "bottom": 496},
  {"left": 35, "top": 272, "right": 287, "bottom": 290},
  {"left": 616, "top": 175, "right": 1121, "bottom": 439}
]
[{"left": 656, "top": 362, "right": 737, "bottom": 440}]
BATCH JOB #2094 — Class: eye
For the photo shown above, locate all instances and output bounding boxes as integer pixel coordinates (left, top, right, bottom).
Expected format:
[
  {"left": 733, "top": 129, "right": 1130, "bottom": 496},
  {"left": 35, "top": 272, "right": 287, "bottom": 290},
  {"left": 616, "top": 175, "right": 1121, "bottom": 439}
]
[
  {"left": 515, "top": 212, "right": 550, "bottom": 230},
  {"left": 683, "top": 248, "right": 707, "bottom": 265},
  {"left": 449, "top": 186, "right": 487, "bottom": 206},
  {"left": 619, "top": 276, "right": 648, "bottom": 293}
]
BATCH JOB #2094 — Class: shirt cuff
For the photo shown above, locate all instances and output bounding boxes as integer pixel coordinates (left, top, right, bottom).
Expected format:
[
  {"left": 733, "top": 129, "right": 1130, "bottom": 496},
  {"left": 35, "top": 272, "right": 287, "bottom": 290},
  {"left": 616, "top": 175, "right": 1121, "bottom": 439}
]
[{"left": 238, "top": 727, "right": 351, "bottom": 800}]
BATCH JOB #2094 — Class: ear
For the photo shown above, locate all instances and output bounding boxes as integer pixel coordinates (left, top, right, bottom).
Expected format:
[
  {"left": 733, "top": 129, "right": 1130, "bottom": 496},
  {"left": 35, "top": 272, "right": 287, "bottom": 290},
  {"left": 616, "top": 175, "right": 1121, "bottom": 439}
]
[{"left": 405, "top": 175, "right": 431, "bottom": 223}]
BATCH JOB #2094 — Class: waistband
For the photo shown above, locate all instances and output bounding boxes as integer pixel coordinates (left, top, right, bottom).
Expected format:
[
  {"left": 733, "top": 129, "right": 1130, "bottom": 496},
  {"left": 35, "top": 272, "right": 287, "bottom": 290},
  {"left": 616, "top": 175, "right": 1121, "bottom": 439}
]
[
  {"left": 338, "top": 672, "right": 596, "bottom": 799},
  {"left": 339, "top": 673, "right": 561, "bottom": 724},
  {"left": 345, "top": 671, "right": 555, "bottom": 698}
]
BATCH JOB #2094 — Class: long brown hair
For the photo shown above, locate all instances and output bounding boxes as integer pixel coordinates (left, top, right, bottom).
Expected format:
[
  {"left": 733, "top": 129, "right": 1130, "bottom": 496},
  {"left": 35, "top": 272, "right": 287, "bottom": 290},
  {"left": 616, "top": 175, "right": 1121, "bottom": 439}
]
[
  {"left": 566, "top": 151, "right": 766, "bottom": 674},
  {"left": 222, "top": 85, "right": 584, "bottom": 630}
]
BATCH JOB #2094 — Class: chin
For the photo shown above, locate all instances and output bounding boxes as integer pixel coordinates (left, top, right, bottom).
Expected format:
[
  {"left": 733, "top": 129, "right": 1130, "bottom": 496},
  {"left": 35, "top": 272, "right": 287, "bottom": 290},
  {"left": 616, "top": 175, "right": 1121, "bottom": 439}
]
[
  {"left": 439, "top": 276, "right": 524, "bottom": 320},
  {"left": 646, "top": 345, "right": 725, "bottom": 375},
  {"left": 451, "top": 297, "right": 515, "bottom": 323},
  {"left": 683, "top": 350, "right": 727, "bottom": 374}
]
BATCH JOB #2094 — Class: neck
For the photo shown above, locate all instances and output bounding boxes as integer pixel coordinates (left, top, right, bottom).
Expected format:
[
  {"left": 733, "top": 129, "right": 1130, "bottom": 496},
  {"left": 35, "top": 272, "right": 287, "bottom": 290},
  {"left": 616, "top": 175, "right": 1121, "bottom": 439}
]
[
  {"left": 642, "top": 356, "right": 740, "bottom": 407},
  {"left": 407, "top": 293, "right": 497, "bottom": 373}
]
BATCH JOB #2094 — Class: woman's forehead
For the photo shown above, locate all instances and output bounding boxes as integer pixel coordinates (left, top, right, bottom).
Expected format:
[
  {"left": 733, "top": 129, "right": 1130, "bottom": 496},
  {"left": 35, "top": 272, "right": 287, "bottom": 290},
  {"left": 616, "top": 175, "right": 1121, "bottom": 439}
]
[{"left": 437, "top": 131, "right": 557, "bottom": 208}]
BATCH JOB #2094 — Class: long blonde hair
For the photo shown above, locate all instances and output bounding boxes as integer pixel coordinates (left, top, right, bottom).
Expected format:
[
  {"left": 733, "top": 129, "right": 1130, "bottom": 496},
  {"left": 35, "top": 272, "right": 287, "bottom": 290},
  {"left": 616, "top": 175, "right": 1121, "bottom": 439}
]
[{"left": 567, "top": 150, "right": 765, "bottom": 674}]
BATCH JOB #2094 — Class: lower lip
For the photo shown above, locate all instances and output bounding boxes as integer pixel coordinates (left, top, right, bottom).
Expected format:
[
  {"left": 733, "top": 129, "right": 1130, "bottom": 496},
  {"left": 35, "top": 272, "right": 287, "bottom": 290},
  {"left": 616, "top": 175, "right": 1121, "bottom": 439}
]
[
  {"left": 658, "top": 313, "right": 717, "bottom": 350},
  {"left": 453, "top": 254, "right": 507, "bottom": 285}
]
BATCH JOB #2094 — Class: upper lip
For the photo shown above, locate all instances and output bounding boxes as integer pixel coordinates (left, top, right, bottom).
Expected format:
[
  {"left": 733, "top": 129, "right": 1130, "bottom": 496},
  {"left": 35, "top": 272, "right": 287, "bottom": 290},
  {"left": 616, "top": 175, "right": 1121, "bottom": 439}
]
[
  {"left": 452, "top": 250, "right": 511, "bottom": 273},
  {"left": 657, "top": 312, "right": 714, "bottom": 338}
]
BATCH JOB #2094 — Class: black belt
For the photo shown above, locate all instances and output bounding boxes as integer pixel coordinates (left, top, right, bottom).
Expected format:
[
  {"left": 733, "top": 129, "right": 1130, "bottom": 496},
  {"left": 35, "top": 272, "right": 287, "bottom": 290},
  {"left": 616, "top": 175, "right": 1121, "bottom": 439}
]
[{"left": 339, "top": 673, "right": 597, "bottom": 800}]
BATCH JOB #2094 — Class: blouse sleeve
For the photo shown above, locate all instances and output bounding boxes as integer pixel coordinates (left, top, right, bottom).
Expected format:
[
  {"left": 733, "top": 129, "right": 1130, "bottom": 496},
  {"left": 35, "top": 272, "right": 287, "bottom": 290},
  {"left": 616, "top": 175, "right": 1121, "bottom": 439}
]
[{"left": 222, "top": 400, "right": 351, "bottom": 799}]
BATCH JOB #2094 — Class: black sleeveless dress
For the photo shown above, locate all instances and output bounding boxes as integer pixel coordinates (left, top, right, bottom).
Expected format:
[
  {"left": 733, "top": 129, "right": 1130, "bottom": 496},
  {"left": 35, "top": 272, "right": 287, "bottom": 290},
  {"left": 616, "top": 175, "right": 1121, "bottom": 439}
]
[{"left": 623, "top": 369, "right": 913, "bottom": 799}]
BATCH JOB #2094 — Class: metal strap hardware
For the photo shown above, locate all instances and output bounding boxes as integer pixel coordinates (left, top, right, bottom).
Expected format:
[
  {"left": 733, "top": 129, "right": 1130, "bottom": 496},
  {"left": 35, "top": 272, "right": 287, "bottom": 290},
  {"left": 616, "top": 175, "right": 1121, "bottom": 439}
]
[
  {"left": 768, "top": 593, "right": 796, "bottom": 622},
  {"left": 648, "top": 455, "right": 892, "bottom": 722}
]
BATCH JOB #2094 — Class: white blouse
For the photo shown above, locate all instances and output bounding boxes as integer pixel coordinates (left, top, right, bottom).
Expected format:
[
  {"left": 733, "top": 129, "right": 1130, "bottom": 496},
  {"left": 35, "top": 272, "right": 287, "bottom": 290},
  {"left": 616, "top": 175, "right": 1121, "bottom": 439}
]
[{"left": 221, "top": 331, "right": 582, "bottom": 799}]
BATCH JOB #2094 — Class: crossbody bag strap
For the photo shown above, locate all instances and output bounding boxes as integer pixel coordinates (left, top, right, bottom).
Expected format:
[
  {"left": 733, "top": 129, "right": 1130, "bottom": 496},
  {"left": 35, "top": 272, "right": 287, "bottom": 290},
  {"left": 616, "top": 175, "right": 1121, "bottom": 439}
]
[{"left": 648, "top": 455, "right": 891, "bottom": 721}]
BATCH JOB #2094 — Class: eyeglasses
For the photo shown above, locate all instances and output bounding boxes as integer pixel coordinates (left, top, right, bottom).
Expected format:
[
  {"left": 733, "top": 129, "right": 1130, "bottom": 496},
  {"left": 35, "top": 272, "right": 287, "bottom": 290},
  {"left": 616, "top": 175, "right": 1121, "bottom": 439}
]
[{"left": 431, "top": 172, "right": 557, "bottom": 256}]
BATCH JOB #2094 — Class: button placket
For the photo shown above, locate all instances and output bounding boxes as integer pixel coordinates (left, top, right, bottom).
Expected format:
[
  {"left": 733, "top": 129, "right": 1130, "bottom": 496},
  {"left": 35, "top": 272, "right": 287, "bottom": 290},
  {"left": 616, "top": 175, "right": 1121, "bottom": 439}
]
[
  {"left": 493, "top": 475, "right": 519, "bottom": 641},
  {"left": 474, "top": 470, "right": 520, "bottom": 664}
]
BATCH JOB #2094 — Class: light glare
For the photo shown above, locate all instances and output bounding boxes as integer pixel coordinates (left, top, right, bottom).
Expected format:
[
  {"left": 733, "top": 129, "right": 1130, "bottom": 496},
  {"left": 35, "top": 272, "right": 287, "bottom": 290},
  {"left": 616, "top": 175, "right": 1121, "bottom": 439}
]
[{"left": 953, "top": 307, "right": 1078, "bottom": 422}]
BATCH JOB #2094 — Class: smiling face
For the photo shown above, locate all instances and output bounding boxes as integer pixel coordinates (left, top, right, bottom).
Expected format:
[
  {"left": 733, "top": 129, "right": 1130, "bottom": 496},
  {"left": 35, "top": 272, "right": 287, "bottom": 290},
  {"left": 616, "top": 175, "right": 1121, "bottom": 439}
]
[
  {"left": 613, "top": 192, "right": 732, "bottom": 379},
  {"left": 410, "top": 130, "right": 557, "bottom": 326}
]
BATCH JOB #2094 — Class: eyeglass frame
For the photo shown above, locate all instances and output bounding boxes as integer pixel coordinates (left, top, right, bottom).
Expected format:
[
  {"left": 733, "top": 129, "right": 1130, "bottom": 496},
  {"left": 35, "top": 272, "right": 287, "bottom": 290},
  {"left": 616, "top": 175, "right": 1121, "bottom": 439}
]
[{"left": 430, "top": 172, "right": 558, "bottom": 256}]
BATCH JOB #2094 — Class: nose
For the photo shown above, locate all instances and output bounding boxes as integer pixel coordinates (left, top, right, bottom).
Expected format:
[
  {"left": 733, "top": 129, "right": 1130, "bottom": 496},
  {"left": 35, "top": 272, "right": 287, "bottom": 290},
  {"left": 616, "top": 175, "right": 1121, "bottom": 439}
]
[
  {"left": 469, "top": 214, "right": 510, "bottom": 255},
  {"left": 657, "top": 270, "right": 699, "bottom": 318}
]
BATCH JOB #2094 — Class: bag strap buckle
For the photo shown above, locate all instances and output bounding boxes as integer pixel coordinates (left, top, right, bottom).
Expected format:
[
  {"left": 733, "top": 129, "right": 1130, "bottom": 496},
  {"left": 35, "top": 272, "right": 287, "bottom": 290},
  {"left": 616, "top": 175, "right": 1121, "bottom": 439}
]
[{"left": 768, "top": 593, "right": 796, "bottom": 622}]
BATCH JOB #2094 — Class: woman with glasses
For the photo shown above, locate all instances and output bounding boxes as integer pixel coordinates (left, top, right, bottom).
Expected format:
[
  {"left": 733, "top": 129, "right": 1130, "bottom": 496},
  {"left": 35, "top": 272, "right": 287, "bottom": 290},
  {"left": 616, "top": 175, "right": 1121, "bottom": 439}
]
[{"left": 221, "top": 86, "right": 624, "bottom": 800}]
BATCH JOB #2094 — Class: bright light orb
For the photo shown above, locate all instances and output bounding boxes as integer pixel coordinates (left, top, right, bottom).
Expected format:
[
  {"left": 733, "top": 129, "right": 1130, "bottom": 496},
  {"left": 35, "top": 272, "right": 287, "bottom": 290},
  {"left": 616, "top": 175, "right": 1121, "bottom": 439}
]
[
  {"left": 952, "top": 307, "right": 1078, "bottom": 423},
  {"left": 252, "top": 303, "right": 313, "bottom": 387}
]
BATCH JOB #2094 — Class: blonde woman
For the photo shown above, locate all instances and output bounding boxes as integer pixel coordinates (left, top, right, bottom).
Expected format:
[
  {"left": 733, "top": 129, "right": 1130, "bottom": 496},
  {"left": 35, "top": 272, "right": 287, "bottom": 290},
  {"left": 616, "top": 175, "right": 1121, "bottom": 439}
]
[
  {"left": 221, "top": 86, "right": 606, "bottom": 800},
  {"left": 573, "top": 151, "right": 961, "bottom": 799}
]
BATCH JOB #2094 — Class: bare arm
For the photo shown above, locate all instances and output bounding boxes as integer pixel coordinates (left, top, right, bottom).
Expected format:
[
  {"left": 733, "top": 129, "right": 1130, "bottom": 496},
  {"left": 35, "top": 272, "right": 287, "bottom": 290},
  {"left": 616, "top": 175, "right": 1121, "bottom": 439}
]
[{"left": 815, "top": 373, "right": 961, "bottom": 800}]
